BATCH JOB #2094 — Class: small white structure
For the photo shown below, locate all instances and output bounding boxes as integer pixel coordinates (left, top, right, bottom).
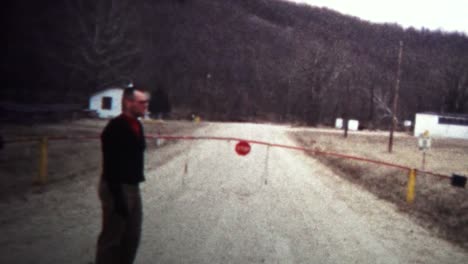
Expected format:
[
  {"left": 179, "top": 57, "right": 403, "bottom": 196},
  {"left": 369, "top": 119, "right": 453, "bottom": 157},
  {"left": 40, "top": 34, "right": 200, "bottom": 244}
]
[
  {"left": 348, "top": 119, "right": 359, "bottom": 131},
  {"left": 89, "top": 88, "right": 123, "bottom": 118},
  {"left": 335, "top": 118, "right": 343, "bottom": 129},
  {"left": 414, "top": 112, "right": 468, "bottom": 139},
  {"left": 335, "top": 118, "right": 359, "bottom": 131}
]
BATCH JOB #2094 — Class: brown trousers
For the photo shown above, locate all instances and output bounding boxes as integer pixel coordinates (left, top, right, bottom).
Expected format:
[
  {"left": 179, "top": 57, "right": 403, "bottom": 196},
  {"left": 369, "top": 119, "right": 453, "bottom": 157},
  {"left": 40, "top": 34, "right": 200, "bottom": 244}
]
[{"left": 96, "top": 180, "right": 142, "bottom": 264}]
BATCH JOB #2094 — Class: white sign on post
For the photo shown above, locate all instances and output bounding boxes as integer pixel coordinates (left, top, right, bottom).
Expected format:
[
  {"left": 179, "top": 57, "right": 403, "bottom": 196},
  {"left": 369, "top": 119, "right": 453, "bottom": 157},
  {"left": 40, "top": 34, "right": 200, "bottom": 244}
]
[
  {"left": 418, "top": 130, "right": 431, "bottom": 172},
  {"left": 418, "top": 130, "right": 431, "bottom": 151}
]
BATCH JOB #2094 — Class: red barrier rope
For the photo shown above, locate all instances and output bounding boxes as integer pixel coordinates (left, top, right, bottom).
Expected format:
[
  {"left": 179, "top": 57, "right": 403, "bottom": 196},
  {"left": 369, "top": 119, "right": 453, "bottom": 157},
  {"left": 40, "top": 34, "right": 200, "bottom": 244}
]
[
  {"left": 3, "top": 135, "right": 100, "bottom": 143},
  {"left": 148, "top": 135, "right": 452, "bottom": 179},
  {"left": 3, "top": 134, "right": 452, "bottom": 180},
  {"left": 416, "top": 170, "right": 452, "bottom": 180}
]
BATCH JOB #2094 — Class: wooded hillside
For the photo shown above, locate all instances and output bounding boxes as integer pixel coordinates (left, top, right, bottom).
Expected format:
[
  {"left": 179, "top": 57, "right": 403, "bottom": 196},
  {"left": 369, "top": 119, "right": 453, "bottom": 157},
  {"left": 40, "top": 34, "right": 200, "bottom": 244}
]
[{"left": 3, "top": 0, "right": 468, "bottom": 126}]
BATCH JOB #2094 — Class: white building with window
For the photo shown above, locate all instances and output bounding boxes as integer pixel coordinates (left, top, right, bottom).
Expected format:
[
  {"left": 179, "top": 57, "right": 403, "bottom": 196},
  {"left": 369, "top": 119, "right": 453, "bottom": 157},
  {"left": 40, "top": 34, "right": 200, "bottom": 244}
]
[
  {"left": 414, "top": 112, "right": 468, "bottom": 139},
  {"left": 89, "top": 88, "right": 123, "bottom": 118}
]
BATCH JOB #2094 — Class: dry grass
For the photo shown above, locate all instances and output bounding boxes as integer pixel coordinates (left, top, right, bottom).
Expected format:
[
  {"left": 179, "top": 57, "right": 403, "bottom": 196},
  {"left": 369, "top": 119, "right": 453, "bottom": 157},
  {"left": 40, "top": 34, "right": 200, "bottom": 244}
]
[
  {"left": 0, "top": 119, "right": 205, "bottom": 200},
  {"left": 290, "top": 129, "right": 468, "bottom": 250}
]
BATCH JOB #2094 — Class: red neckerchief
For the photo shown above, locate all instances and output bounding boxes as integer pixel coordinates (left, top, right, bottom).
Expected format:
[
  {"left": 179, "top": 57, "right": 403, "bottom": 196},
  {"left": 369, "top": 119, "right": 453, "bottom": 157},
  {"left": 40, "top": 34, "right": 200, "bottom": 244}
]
[{"left": 120, "top": 114, "right": 141, "bottom": 137}]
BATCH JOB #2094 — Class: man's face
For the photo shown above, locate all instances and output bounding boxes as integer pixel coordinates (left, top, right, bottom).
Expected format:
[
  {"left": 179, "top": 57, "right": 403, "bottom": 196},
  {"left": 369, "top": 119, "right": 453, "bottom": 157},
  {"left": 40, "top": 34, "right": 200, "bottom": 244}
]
[{"left": 125, "top": 90, "right": 148, "bottom": 117}]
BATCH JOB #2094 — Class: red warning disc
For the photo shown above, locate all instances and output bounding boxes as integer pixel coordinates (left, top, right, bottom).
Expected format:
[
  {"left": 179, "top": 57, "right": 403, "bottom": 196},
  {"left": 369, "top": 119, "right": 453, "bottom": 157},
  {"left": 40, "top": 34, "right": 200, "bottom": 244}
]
[{"left": 235, "top": 141, "right": 251, "bottom": 156}]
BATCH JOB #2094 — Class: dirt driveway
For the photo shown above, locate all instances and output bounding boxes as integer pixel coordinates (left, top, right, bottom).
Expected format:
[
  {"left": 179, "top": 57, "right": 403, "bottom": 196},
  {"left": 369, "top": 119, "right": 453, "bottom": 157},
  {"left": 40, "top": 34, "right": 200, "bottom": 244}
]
[{"left": 0, "top": 122, "right": 467, "bottom": 263}]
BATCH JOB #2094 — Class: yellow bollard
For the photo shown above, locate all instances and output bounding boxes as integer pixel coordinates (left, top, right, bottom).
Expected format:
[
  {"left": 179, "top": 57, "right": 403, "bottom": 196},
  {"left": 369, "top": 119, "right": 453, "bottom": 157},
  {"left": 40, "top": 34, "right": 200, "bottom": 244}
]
[
  {"left": 37, "top": 137, "right": 48, "bottom": 184},
  {"left": 406, "top": 169, "right": 416, "bottom": 203}
]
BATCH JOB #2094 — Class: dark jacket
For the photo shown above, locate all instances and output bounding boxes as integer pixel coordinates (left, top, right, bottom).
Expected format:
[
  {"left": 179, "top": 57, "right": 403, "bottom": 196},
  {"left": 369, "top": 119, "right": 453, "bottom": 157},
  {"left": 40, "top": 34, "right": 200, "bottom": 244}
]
[
  {"left": 101, "top": 114, "right": 146, "bottom": 185},
  {"left": 100, "top": 114, "right": 146, "bottom": 217}
]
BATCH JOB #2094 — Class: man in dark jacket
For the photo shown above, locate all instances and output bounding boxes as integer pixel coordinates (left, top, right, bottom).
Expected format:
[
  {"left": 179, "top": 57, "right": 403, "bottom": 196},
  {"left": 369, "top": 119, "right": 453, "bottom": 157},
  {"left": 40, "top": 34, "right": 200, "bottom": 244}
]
[{"left": 96, "top": 87, "right": 148, "bottom": 264}]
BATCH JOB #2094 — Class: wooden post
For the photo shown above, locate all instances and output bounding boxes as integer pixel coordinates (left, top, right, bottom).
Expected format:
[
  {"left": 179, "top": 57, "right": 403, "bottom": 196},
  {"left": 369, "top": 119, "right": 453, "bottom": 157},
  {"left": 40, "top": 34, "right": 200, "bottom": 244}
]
[
  {"left": 37, "top": 137, "right": 48, "bottom": 184},
  {"left": 422, "top": 151, "right": 426, "bottom": 171},
  {"left": 388, "top": 41, "right": 404, "bottom": 153},
  {"left": 343, "top": 79, "right": 351, "bottom": 138},
  {"left": 344, "top": 116, "right": 349, "bottom": 138}
]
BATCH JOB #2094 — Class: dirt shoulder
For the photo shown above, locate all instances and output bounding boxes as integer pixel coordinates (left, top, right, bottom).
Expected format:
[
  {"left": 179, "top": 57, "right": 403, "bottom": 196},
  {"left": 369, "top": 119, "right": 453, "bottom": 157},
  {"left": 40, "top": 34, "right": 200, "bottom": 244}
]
[
  {"left": 0, "top": 118, "right": 206, "bottom": 201},
  {"left": 289, "top": 128, "right": 468, "bottom": 250}
]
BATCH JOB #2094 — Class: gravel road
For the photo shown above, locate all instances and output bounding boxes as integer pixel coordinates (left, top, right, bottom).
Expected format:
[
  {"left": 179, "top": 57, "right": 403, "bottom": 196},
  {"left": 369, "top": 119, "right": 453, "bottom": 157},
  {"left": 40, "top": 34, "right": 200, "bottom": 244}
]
[{"left": 0, "top": 122, "right": 467, "bottom": 264}]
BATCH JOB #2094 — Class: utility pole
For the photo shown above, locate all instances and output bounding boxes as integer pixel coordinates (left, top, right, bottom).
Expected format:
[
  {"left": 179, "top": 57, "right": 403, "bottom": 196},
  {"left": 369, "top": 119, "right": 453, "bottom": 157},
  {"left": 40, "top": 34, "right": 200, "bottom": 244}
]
[
  {"left": 388, "top": 40, "right": 404, "bottom": 153},
  {"left": 343, "top": 79, "right": 350, "bottom": 138}
]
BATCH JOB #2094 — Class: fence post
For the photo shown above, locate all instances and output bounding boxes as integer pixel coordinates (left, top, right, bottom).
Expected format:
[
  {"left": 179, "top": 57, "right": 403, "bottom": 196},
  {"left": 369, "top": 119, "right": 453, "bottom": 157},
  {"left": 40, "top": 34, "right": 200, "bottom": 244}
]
[
  {"left": 37, "top": 137, "right": 48, "bottom": 184},
  {"left": 406, "top": 168, "right": 416, "bottom": 203}
]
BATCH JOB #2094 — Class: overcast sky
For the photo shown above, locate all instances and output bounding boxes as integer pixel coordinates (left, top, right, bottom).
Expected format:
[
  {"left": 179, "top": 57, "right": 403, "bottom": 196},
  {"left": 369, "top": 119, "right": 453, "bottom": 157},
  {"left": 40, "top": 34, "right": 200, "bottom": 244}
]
[{"left": 287, "top": 0, "right": 468, "bottom": 34}]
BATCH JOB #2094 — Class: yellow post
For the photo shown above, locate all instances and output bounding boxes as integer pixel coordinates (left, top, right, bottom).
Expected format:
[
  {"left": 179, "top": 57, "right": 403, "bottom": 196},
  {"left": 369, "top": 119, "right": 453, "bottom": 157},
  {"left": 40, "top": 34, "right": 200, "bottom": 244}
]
[
  {"left": 37, "top": 137, "right": 48, "bottom": 184},
  {"left": 406, "top": 169, "right": 416, "bottom": 203}
]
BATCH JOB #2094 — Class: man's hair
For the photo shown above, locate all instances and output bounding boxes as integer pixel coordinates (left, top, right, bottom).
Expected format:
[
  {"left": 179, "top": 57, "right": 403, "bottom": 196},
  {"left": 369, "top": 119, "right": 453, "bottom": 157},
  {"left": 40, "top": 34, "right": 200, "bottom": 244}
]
[
  {"left": 123, "top": 87, "right": 146, "bottom": 100},
  {"left": 123, "top": 87, "right": 136, "bottom": 100}
]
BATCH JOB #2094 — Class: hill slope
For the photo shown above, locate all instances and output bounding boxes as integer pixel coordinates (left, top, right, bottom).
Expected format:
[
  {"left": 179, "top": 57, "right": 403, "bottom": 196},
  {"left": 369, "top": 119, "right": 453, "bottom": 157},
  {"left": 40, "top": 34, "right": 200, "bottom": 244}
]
[{"left": 3, "top": 0, "right": 468, "bottom": 125}]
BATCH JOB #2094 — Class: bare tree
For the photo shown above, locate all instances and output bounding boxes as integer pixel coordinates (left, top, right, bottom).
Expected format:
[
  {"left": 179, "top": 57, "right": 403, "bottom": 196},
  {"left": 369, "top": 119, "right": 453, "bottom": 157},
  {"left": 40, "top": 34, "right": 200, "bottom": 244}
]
[
  {"left": 287, "top": 39, "right": 339, "bottom": 125},
  {"left": 39, "top": 0, "right": 141, "bottom": 97},
  {"left": 441, "top": 55, "right": 468, "bottom": 113}
]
